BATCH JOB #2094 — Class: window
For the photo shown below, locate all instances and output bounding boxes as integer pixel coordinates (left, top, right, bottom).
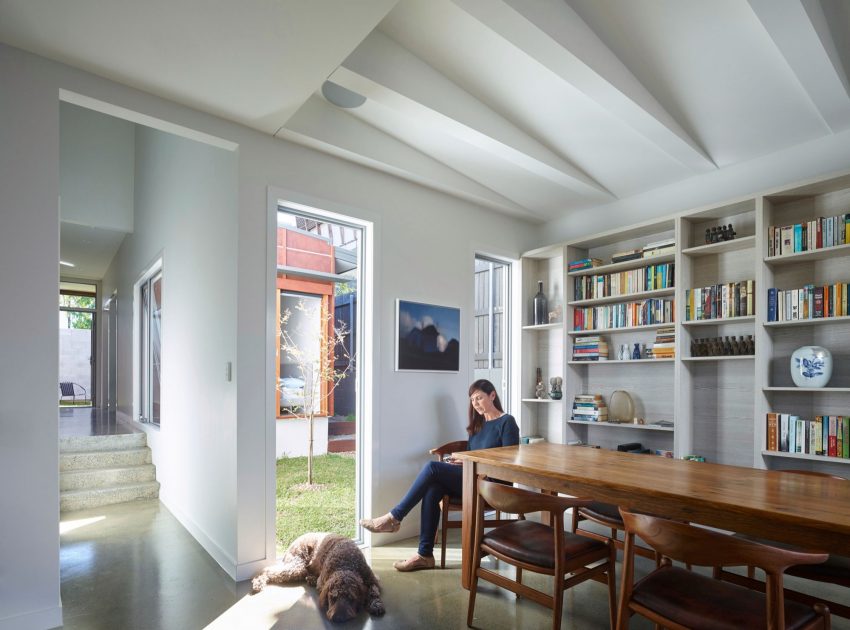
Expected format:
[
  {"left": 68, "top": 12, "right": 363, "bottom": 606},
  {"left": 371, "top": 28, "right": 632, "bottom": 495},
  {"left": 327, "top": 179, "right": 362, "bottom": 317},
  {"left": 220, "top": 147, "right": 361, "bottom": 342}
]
[
  {"left": 138, "top": 269, "right": 162, "bottom": 425},
  {"left": 474, "top": 256, "right": 511, "bottom": 406}
]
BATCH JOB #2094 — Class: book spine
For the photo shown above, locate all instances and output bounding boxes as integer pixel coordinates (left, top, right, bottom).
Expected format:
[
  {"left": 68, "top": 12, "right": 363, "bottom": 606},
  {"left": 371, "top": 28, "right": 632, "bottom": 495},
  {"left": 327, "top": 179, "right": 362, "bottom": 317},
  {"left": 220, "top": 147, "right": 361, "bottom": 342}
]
[
  {"left": 767, "top": 288, "right": 777, "bottom": 322},
  {"left": 767, "top": 413, "right": 778, "bottom": 451},
  {"left": 779, "top": 414, "right": 789, "bottom": 452}
]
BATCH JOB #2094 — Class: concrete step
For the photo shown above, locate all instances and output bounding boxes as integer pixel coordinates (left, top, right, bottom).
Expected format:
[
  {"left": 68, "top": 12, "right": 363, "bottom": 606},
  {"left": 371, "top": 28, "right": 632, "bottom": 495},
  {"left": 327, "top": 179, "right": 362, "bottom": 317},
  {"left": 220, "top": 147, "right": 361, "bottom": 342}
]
[
  {"left": 60, "top": 464, "right": 156, "bottom": 491},
  {"left": 61, "top": 481, "right": 160, "bottom": 512},
  {"left": 59, "top": 432, "right": 147, "bottom": 453},
  {"left": 328, "top": 437, "right": 355, "bottom": 453},
  {"left": 60, "top": 448, "right": 151, "bottom": 471},
  {"left": 328, "top": 421, "right": 356, "bottom": 437}
]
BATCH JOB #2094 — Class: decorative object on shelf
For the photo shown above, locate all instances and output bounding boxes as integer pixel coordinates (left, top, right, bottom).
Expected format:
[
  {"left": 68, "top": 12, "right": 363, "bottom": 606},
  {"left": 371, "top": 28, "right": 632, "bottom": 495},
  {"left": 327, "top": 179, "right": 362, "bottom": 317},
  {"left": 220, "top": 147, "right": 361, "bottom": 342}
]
[
  {"left": 790, "top": 346, "right": 832, "bottom": 388},
  {"left": 705, "top": 224, "right": 736, "bottom": 244},
  {"left": 690, "top": 335, "right": 754, "bottom": 357},
  {"left": 619, "top": 343, "right": 629, "bottom": 361},
  {"left": 548, "top": 304, "right": 562, "bottom": 324},
  {"left": 535, "top": 367, "right": 547, "bottom": 399},
  {"left": 549, "top": 376, "right": 563, "bottom": 400},
  {"left": 533, "top": 281, "right": 548, "bottom": 325},
  {"left": 608, "top": 390, "right": 634, "bottom": 423},
  {"left": 395, "top": 300, "right": 460, "bottom": 372},
  {"left": 632, "top": 343, "right": 641, "bottom": 360}
]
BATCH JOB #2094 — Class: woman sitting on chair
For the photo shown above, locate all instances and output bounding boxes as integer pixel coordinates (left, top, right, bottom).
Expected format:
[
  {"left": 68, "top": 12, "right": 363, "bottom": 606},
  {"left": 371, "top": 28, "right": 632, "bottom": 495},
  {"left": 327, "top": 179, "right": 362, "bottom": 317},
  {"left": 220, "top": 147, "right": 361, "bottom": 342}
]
[{"left": 360, "top": 378, "right": 519, "bottom": 571}]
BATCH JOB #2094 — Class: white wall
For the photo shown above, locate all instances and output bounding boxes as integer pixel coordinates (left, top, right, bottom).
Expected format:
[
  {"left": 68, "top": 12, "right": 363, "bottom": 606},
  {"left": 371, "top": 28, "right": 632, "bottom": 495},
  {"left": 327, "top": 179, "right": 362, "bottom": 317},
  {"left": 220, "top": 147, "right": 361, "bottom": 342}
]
[
  {"left": 60, "top": 101, "right": 134, "bottom": 232},
  {"left": 0, "top": 41, "right": 538, "bottom": 627},
  {"left": 100, "top": 123, "right": 239, "bottom": 574},
  {"left": 0, "top": 45, "right": 62, "bottom": 630},
  {"left": 276, "top": 419, "right": 329, "bottom": 458}
]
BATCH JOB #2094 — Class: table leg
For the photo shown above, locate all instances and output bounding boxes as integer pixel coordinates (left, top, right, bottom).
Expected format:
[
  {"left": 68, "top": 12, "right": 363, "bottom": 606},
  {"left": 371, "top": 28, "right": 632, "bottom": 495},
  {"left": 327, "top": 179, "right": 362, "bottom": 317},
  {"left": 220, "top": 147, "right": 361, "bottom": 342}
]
[{"left": 461, "top": 459, "right": 477, "bottom": 590}]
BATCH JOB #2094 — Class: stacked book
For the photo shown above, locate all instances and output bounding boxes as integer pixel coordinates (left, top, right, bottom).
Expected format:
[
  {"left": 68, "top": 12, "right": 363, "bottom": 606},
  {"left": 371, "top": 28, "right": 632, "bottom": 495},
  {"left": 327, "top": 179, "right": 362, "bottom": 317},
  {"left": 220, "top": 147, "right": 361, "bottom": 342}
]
[
  {"left": 611, "top": 249, "right": 643, "bottom": 263},
  {"left": 685, "top": 281, "right": 754, "bottom": 320},
  {"left": 766, "top": 413, "right": 850, "bottom": 458},
  {"left": 767, "top": 213, "right": 850, "bottom": 257},
  {"left": 572, "top": 335, "right": 609, "bottom": 361},
  {"left": 571, "top": 394, "right": 608, "bottom": 422},
  {"left": 650, "top": 326, "right": 675, "bottom": 359},
  {"left": 767, "top": 282, "right": 848, "bottom": 322},
  {"left": 568, "top": 257, "right": 603, "bottom": 272},
  {"left": 642, "top": 238, "right": 676, "bottom": 258}
]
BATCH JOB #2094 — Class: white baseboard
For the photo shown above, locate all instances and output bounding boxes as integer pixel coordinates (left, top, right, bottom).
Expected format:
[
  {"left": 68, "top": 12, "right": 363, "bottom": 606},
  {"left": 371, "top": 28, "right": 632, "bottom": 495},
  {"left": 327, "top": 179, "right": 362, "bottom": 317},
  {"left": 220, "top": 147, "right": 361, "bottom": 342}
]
[
  {"left": 0, "top": 604, "right": 62, "bottom": 630},
  {"left": 235, "top": 558, "right": 271, "bottom": 582}
]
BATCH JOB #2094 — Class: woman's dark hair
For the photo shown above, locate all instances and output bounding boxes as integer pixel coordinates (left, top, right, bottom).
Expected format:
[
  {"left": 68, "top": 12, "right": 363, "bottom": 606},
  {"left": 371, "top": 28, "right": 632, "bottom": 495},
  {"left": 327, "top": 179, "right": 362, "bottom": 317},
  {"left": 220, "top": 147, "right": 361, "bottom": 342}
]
[{"left": 466, "top": 379, "right": 504, "bottom": 436}]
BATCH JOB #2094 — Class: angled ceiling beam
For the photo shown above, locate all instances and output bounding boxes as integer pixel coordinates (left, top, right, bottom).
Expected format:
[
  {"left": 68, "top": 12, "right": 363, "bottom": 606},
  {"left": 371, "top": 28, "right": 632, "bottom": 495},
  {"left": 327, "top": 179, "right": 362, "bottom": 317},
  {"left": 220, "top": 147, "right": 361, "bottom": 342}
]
[
  {"left": 452, "top": 0, "right": 716, "bottom": 173},
  {"left": 748, "top": 0, "right": 850, "bottom": 132},
  {"left": 279, "top": 96, "right": 541, "bottom": 220},
  {"left": 332, "top": 30, "right": 613, "bottom": 199}
]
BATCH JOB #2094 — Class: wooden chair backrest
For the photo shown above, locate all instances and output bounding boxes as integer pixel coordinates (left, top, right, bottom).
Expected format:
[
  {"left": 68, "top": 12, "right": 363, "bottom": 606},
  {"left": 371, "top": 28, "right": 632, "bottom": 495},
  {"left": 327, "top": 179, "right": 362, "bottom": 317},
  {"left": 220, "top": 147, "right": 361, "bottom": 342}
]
[{"left": 478, "top": 478, "right": 590, "bottom": 516}]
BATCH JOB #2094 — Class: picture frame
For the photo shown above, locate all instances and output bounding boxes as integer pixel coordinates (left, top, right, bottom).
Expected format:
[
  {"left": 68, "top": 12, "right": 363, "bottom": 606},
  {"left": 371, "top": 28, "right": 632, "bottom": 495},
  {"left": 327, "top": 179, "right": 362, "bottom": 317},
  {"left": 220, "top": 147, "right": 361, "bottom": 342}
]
[{"left": 395, "top": 299, "right": 460, "bottom": 372}]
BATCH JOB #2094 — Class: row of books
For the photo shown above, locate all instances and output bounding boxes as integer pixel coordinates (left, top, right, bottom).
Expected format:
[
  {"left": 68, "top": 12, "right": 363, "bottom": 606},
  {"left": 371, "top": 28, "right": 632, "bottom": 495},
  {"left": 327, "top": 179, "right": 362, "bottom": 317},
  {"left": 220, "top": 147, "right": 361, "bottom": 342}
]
[
  {"left": 573, "top": 263, "right": 674, "bottom": 301},
  {"left": 651, "top": 326, "right": 675, "bottom": 359},
  {"left": 572, "top": 298, "right": 675, "bottom": 332},
  {"left": 767, "top": 213, "right": 850, "bottom": 257},
  {"left": 766, "top": 413, "right": 850, "bottom": 458},
  {"left": 766, "top": 283, "right": 849, "bottom": 322},
  {"left": 572, "top": 394, "right": 607, "bottom": 421},
  {"left": 568, "top": 257, "right": 603, "bottom": 271},
  {"left": 684, "top": 281, "right": 755, "bottom": 321},
  {"left": 642, "top": 237, "right": 676, "bottom": 258},
  {"left": 572, "top": 335, "right": 610, "bottom": 361}
]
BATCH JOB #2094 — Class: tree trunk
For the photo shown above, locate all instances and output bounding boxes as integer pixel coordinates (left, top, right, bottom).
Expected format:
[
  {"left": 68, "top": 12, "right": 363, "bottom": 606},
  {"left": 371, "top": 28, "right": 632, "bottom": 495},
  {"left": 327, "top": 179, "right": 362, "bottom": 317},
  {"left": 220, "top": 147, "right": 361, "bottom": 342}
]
[{"left": 307, "top": 412, "right": 314, "bottom": 485}]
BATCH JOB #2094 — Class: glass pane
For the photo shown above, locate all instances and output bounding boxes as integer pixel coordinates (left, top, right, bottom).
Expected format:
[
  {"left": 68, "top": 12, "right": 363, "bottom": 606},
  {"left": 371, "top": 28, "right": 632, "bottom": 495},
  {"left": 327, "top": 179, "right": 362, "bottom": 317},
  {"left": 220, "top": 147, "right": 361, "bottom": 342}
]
[
  {"left": 59, "top": 311, "right": 92, "bottom": 405},
  {"left": 151, "top": 274, "right": 162, "bottom": 425},
  {"left": 140, "top": 281, "right": 149, "bottom": 422},
  {"left": 280, "top": 292, "right": 323, "bottom": 415}
]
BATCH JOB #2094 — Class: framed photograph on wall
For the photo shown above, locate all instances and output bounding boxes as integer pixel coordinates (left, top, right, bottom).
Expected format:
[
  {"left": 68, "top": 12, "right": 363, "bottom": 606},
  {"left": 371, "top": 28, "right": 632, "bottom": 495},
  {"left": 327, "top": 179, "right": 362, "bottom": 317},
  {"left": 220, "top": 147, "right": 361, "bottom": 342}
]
[{"left": 396, "top": 299, "right": 460, "bottom": 372}]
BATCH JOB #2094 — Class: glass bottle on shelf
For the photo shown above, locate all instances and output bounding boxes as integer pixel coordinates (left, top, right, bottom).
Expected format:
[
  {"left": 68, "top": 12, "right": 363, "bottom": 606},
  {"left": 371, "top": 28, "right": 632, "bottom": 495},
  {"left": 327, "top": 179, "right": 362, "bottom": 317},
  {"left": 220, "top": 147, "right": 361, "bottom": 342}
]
[{"left": 533, "top": 281, "right": 548, "bottom": 325}]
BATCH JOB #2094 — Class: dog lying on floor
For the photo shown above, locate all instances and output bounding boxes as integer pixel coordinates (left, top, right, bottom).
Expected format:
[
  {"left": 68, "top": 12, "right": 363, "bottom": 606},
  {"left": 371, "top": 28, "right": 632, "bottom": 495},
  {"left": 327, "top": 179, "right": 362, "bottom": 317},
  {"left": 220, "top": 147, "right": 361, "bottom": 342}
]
[{"left": 252, "top": 532, "right": 385, "bottom": 623}]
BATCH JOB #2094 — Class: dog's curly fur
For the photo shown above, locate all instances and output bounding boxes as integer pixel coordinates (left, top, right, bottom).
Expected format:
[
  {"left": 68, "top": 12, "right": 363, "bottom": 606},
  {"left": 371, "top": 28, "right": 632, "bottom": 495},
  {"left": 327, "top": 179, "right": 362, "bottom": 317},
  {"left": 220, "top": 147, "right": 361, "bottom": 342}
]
[{"left": 252, "top": 532, "right": 385, "bottom": 623}]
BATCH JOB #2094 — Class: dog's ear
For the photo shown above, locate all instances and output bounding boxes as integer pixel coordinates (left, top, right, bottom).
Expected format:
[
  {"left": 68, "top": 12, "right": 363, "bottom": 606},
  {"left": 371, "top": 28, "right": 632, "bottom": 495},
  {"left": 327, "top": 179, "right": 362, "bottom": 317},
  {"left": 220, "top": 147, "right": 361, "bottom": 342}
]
[{"left": 318, "top": 579, "right": 329, "bottom": 608}]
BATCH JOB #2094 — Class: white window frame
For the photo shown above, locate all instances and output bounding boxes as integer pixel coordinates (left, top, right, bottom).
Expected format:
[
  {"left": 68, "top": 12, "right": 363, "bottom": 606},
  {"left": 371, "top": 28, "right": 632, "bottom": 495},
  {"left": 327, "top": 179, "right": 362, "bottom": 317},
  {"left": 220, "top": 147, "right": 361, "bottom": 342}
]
[{"left": 134, "top": 258, "right": 163, "bottom": 426}]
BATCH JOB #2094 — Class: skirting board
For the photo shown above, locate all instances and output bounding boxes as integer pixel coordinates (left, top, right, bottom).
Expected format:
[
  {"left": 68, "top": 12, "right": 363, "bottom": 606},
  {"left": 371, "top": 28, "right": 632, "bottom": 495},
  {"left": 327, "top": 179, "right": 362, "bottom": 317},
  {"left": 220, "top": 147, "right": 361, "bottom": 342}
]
[{"left": 0, "top": 605, "right": 62, "bottom": 630}]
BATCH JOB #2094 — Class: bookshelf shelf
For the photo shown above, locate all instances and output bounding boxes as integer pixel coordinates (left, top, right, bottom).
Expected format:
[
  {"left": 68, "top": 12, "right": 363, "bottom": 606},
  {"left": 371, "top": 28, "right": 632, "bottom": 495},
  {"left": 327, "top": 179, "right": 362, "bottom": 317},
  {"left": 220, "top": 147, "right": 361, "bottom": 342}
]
[
  {"left": 762, "top": 450, "right": 850, "bottom": 465},
  {"left": 763, "top": 386, "right": 850, "bottom": 393},
  {"left": 568, "top": 323, "right": 672, "bottom": 336},
  {"left": 568, "top": 420, "right": 674, "bottom": 432},
  {"left": 522, "top": 322, "right": 562, "bottom": 331},
  {"left": 568, "top": 287, "right": 675, "bottom": 307},
  {"left": 567, "top": 253, "right": 675, "bottom": 278},
  {"left": 568, "top": 358, "right": 674, "bottom": 365},
  {"left": 763, "top": 315, "right": 850, "bottom": 328},
  {"left": 521, "top": 398, "right": 563, "bottom": 403},
  {"left": 764, "top": 242, "right": 850, "bottom": 266},
  {"left": 682, "top": 315, "right": 755, "bottom": 326},
  {"left": 681, "top": 355, "right": 754, "bottom": 362},
  {"left": 681, "top": 235, "right": 756, "bottom": 257}
]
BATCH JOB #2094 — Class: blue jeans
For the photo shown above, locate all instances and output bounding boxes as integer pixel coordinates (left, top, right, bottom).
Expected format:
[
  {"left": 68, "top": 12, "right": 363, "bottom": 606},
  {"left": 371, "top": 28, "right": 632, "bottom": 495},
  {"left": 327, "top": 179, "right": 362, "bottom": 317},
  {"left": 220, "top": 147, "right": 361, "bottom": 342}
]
[{"left": 390, "top": 460, "right": 463, "bottom": 558}]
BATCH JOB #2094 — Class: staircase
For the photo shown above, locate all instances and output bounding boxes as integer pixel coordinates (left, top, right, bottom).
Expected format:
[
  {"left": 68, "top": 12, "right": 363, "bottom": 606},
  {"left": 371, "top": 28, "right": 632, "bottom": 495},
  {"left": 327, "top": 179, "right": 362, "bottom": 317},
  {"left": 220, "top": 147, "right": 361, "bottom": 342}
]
[
  {"left": 60, "top": 432, "right": 160, "bottom": 512},
  {"left": 327, "top": 418, "right": 356, "bottom": 453}
]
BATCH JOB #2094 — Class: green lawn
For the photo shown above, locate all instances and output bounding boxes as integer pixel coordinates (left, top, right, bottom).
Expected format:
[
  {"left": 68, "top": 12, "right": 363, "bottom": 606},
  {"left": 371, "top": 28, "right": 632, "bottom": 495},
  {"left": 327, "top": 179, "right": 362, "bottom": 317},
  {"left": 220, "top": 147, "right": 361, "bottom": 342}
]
[{"left": 276, "top": 453, "right": 356, "bottom": 554}]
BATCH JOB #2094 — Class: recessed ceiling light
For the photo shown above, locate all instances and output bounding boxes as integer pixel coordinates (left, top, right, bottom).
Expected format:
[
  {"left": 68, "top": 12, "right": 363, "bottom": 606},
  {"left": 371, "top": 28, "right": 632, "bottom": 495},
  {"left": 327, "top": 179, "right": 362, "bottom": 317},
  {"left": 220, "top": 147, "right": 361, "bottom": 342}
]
[
  {"left": 60, "top": 260, "right": 75, "bottom": 267},
  {"left": 321, "top": 81, "right": 366, "bottom": 109}
]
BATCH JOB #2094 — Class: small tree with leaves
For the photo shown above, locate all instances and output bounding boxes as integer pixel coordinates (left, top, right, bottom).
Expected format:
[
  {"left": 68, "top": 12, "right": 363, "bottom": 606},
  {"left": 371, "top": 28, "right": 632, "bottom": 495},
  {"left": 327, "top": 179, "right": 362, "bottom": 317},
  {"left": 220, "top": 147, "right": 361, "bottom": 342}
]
[{"left": 279, "top": 298, "right": 354, "bottom": 485}]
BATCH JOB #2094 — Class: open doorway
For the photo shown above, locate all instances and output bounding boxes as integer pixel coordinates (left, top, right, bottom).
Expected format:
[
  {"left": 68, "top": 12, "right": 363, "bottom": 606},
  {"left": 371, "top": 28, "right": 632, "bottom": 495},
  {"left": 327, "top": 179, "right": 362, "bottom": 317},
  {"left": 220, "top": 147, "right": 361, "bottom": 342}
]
[
  {"left": 473, "top": 256, "right": 511, "bottom": 408},
  {"left": 273, "top": 205, "right": 364, "bottom": 555},
  {"left": 59, "top": 281, "right": 97, "bottom": 407}
]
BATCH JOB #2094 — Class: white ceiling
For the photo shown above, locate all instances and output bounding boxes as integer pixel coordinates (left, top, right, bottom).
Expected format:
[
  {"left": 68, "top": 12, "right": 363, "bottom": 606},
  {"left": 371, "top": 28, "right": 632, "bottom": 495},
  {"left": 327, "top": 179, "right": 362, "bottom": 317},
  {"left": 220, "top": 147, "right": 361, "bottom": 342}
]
[{"left": 2, "top": 0, "right": 849, "bottom": 271}]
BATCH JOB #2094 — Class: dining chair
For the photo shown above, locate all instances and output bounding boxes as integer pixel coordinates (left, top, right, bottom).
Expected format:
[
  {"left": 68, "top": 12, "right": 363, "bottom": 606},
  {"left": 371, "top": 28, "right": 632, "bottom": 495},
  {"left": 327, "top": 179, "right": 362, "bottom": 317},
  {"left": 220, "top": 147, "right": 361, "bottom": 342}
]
[
  {"left": 429, "top": 440, "right": 518, "bottom": 568},
  {"left": 572, "top": 500, "right": 658, "bottom": 562},
  {"left": 467, "top": 477, "right": 617, "bottom": 630},
  {"left": 714, "top": 469, "right": 850, "bottom": 619},
  {"left": 617, "top": 508, "right": 831, "bottom": 630}
]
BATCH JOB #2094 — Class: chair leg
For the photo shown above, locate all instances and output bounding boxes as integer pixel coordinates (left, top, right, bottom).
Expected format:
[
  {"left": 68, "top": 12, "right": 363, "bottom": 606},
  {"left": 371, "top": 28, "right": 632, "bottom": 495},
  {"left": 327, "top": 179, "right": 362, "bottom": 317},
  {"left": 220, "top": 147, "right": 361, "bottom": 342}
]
[
  {"left": 552, "top": 571, "right": 565, "bottom": 630},
  {"left": 440, "top": 506, "right": 449, "bottom": 569},
  {"left": 607, "top": 545, "right": 617, "bottom": 630},
  {"left": 516, "top": 567, "right": 522, "bottom": 597}
]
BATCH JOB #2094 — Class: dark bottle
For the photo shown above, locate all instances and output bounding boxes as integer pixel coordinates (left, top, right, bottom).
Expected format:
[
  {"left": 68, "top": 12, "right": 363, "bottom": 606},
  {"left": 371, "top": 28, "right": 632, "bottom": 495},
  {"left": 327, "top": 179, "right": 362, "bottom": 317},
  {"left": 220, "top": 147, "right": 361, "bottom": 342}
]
[
  {"left": 710, "top": 227, "right": 718, "bottom": 243},
  {"left": 705, "top": 228, "right": 711, "bottom": 244},
  {"left": 533, "top": 281, "right": 548, "bottom": 325},
  {"left": 728, "top": 224, "right": 735, "bottom": 240}
]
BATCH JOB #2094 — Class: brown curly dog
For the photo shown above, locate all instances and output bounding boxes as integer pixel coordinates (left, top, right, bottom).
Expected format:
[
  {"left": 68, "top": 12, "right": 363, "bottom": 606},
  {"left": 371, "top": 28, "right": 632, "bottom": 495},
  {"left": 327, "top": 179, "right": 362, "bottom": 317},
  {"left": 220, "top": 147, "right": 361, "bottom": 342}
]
[{"left": 252, "top": 532, "right": 385, "bottom": 623}]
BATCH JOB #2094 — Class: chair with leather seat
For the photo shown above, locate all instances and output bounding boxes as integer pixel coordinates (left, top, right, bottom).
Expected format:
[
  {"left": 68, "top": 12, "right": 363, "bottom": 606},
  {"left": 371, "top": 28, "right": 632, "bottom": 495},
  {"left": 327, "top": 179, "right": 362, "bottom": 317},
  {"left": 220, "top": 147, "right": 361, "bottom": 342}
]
[
  {"left": 617, "top": 508, "right": 831, "bottom": 630},
  {"left": 467, "top": 477, "right": 617, "bottom": 630},
  {"left": 430, "top": 440, "right": 517, "bottom": 568},
  {"left": 715, "top": 470, "right": 850, "bottom": 619},
  {"left": 572, "top": 500, "right": 658, "bottom": 562}
]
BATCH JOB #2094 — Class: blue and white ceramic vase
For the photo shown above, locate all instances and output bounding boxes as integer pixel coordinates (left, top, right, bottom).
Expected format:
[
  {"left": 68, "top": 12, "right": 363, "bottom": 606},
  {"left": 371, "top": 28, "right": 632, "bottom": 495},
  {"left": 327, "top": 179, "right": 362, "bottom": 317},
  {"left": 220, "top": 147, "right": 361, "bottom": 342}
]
[{"left": 790, "top": 346, "right": 832, "bottom": 388}]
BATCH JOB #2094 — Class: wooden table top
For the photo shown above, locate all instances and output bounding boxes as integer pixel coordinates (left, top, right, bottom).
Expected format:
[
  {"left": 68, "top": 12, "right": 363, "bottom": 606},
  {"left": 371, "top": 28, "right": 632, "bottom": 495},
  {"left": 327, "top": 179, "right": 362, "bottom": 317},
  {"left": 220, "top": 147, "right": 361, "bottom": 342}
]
[{"left": 456, "top": 443, "right": 850, "bottom": 553}]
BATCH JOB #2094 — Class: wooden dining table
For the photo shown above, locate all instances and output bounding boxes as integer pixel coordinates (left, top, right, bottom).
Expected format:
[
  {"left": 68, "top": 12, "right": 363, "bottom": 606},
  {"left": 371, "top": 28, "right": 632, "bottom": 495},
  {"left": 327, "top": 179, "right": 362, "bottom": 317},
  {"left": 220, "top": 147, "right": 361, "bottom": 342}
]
[{"left": 455, "top": 442, "right": 850, "bottom": 589}]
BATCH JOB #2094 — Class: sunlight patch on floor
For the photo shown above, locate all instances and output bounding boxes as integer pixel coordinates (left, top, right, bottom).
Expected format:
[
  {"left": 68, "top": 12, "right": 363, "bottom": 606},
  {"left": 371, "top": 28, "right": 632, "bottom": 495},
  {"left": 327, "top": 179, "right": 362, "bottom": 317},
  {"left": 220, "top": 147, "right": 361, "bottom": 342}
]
[
  {"left": 204, "top": 586, "right": 307, "bottom": 630},
  {"left": 59, "top": 515, "right": 105, "bottom": 534}
]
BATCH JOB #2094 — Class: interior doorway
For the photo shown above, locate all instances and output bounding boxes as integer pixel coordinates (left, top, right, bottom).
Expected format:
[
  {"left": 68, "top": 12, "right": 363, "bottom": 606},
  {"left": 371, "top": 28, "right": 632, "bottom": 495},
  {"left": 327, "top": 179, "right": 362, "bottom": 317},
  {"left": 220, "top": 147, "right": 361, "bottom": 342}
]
[
  {"left": 273, "top": 204, "right": 366, "bottom": 554},
  {"left": 59, "top": 282, "right": 97, "bottom": 407}
]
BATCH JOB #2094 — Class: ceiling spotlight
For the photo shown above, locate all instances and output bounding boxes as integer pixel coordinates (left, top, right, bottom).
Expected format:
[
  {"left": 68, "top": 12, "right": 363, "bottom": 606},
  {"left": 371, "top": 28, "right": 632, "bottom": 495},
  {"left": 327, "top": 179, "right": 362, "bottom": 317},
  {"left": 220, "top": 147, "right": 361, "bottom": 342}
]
[
  {"left": 60, "top": 260, "right": 75, "bottom": 267},
  {"left": 321, "top": 81, "right": 366, "bottom": 109}
]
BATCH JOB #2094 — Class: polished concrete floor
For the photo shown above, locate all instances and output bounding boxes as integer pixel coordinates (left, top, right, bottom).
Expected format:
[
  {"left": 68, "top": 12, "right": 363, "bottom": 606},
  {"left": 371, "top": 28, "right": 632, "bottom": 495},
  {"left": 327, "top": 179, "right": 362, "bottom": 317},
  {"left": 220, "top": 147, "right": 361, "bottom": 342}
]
[
  {"left": 58, "top": 499, "right": 850, "bottom": 629},
  {"left": 59, "top": 407, "right": 140, "bottom": 438}
]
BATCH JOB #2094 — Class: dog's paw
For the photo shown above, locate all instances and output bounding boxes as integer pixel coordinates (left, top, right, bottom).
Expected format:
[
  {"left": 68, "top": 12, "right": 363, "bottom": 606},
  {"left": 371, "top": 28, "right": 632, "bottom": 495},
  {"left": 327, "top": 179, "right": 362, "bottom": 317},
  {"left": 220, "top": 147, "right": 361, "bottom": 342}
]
[
  {"left": 368, "top": 598, "right": 386, "bottom": 617},
  {"left": 252, "top": 574, "right": 268, "bottom": 593}
]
